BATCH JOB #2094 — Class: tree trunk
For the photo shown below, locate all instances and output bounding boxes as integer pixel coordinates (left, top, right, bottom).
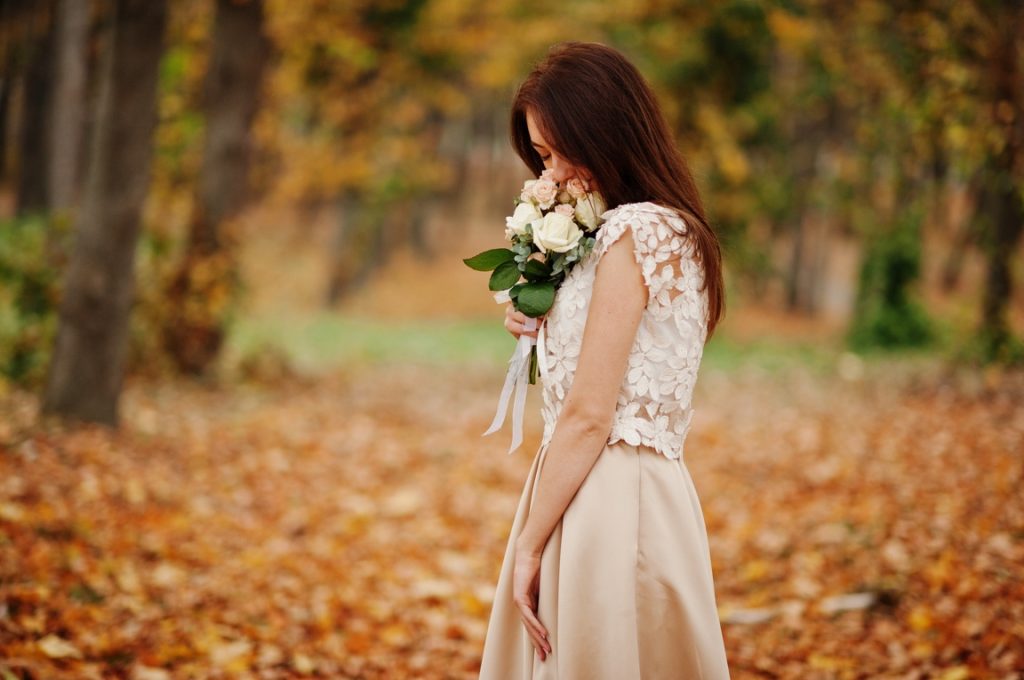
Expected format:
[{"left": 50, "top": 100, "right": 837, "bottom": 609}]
[
  {"left": 939, "top": 218, "right": 973, "bottom": 294},
  {"left": 977, "top": 9, "right": 1024, "bottom": 362},
  {"left": 41, "top": 0, "right": 168, "bottom": 425},
  {"left": 14, "top": 0, "right": 55, "bottom": 214},
  {"left": 979, "top": 159, "right": 1024, "bottom": 357},
  {"left": 47, "top": 0, "right": 90, "bottom": 212},
  {"left": 939, "top": 173, "right": 984, "bottom": 293},
  {"left": 163, "top": 0, "right": 268, "bottom": 374},
  {"left": 0, "top": 74, "right": 10, "bottom": 183},
  {"left": 326, "top": 192, "right": 384, "bottom": 306},
  {"left": 1, "top": 1, "right": 45, "bottom": 180},
  {"left": 774, "top": 46, "right": 821, "bottom": 315},
  {"left": 326, "top": 195, "right": 360, "bottom": 306},
  {"left": 408, "top": 197, "right": 437, "bottom": 259}
]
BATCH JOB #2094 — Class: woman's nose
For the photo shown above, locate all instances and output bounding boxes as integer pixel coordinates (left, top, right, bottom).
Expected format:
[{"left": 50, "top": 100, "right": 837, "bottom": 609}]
[{"left": 550, "top": 157, "right": 576, "bottom": 184}]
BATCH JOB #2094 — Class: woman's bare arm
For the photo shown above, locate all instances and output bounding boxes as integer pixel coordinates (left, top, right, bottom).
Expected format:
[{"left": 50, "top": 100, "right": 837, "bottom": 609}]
[{"left": 514, "top": 228, "right": 647, "bottom": 557}]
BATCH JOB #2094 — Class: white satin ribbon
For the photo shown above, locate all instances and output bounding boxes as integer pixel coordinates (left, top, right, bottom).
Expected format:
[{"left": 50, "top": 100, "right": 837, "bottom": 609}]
[{"left": 483, "top": 316, "right": 537, "bottom": 454}]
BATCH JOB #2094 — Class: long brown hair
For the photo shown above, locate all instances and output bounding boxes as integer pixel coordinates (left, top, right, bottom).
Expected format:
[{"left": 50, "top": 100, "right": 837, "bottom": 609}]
[{"left": 510, "top": 41, "right": 725, "bottom": 338}]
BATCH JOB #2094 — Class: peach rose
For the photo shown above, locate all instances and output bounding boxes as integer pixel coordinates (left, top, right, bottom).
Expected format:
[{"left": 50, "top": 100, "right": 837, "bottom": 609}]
[
  {"left": 566, "top": 177, "right": 588, "bottom": 200},
  {"left": 520, "top": 180, "right": 538, "bottom": 203},
  {"left": 531, "top": 177, "right": 558, "bottom": 209}
]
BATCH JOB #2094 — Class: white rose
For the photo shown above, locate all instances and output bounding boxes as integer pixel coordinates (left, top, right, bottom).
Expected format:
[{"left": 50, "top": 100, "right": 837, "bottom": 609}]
[
  {"left": 533, "top": 211, "right": 583, "bottom": 254},
  {"left": 531, "top": 178, "right": 559, "bottom": 209},
  {"left": 506, "top": 201, "right": 543, "bottom": 236},
  {"left": 574, "top": 192, "right": 607, "bottom": 231}
]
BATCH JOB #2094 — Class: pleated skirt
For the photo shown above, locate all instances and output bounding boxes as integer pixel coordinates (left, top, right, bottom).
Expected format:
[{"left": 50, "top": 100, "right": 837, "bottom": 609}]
[{"left": 478, "top": 440, "right": 731, "bottom": 679}]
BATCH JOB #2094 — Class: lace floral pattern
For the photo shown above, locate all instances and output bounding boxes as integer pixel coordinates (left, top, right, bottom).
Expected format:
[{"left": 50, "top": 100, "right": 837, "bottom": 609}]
[{"left": 538, "top": 201, "right": 709, "bottom": 460}]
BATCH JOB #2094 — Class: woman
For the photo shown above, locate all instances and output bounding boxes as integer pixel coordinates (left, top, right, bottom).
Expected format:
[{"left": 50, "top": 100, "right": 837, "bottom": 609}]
[{"left": 478, "top": 42, "right": 731, "bottom": 679}]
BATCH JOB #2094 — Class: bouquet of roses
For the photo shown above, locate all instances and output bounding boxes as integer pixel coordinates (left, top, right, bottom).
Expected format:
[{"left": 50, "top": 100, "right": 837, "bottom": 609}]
[{"left": 464, "top": 170, "right": 606, "bottom": 451}]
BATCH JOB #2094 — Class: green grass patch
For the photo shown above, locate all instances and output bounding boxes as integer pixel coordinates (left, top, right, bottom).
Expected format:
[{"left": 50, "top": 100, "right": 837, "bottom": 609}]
[
  {"left": 227, "top": 313, "right": 517, "bottom": 372},
  {"left": 227, "top": 311, "right": 882, "bottom": 376},
  {"left": 702, "top": 334, "right": 841, "bottom": 374}
]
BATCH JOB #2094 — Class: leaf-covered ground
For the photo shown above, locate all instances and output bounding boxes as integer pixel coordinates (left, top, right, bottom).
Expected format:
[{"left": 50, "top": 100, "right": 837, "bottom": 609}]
[{"left": 1, "top": 360, "right": 1022, "bottom": 679}]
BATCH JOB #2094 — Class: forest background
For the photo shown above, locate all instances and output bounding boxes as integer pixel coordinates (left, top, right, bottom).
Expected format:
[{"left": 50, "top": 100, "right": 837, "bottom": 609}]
[{"left": 0, "top": 0, "right": 1021, "bottom": 678}]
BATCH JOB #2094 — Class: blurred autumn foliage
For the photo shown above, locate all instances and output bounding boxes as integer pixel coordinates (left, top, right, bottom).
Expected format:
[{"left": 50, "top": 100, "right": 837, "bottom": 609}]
[
  {"left": 0, "top": 0, "right": 1020, "bottom": 402},
  {"left": 1, "top": 0, "right": 1023, "bottom": 677}
]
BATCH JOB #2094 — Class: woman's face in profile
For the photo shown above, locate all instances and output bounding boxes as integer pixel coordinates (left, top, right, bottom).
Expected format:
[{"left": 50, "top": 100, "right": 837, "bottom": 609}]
[{"left": 526, "top": 109, "right": 594, "bottom": 189}]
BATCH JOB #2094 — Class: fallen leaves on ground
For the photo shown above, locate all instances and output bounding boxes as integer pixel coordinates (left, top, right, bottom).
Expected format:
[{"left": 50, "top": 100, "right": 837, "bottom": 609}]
[{"left": 1, "top": 361, "right": 1022, "bottom": 678}]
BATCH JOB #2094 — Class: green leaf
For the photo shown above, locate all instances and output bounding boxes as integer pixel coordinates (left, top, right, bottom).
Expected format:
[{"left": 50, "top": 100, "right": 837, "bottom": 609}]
[
  {"left": 516, "top": 281, "right": 556, "bottom": 317},
  {"left": 463, "top": 248, "right": 515, "bottom": 271},
  {"left": 523, "top": 258, "right": 552, "bottom": 282},
  {"left": 489, "top": 260, "right": 521, "bottom": 291}
]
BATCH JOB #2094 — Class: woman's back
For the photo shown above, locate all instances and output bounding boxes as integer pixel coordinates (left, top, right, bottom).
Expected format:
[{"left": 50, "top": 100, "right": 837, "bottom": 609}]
[{"left": 538, "top": 201, "right": 708, "bottom": 461}]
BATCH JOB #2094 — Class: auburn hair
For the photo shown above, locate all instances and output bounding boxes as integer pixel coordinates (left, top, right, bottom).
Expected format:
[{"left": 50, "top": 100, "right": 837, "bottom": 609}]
[{"left": 510, "top": 41, "right": 725, "bottom": 339}]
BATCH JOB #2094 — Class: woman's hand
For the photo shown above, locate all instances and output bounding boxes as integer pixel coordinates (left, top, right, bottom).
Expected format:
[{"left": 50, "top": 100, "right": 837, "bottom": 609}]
[
  {"left": 505, "top": 306, "right": 544, "bottom": 339},
  {"left": 513, "top": 545, "right": 551, "bottom": 660}
]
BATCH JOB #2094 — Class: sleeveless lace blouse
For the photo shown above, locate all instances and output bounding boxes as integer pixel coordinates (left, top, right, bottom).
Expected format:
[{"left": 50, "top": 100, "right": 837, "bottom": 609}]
[{"left": 537, "top": 201, "right": 709, "bottom": 460}]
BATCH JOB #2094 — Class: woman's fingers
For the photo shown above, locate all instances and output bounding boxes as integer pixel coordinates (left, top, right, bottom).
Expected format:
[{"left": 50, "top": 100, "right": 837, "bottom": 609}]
[
  {"left": 503, "top": 308, "right": 522, "bottom": 338},
  {"left": 504, "top": 306, "right": 544, "bottom": 339},
  {"left": 511, "top": 550, "right": 551, "bottom": 660},
  {"left": 515, "top": 599, "right": 550, "bottom": 659},
  {"left": 522, "top": 603, "right": 550, "bottom": 650}
]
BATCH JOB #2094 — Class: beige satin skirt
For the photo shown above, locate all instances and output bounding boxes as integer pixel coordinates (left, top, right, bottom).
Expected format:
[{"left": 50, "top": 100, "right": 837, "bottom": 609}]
[{"left": 479, "top": 440, "right": 731, "bottom": 679}]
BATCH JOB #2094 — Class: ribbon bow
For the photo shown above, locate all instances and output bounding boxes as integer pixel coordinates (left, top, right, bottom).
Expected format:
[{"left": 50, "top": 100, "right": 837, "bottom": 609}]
[{"left": 483, "top": 316, "right": 546, "bottom": 453}]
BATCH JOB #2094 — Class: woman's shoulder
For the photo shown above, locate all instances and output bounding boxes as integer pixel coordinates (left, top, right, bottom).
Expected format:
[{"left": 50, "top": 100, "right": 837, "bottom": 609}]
[{"left": 599, "top": 201, "right": 689, "bottom": 236}]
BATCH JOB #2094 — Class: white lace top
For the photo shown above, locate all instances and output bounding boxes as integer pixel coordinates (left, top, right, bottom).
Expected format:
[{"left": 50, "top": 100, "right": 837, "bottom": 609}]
[{"left": 537, "top": 201, "right": 709, "bottom": 461}]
